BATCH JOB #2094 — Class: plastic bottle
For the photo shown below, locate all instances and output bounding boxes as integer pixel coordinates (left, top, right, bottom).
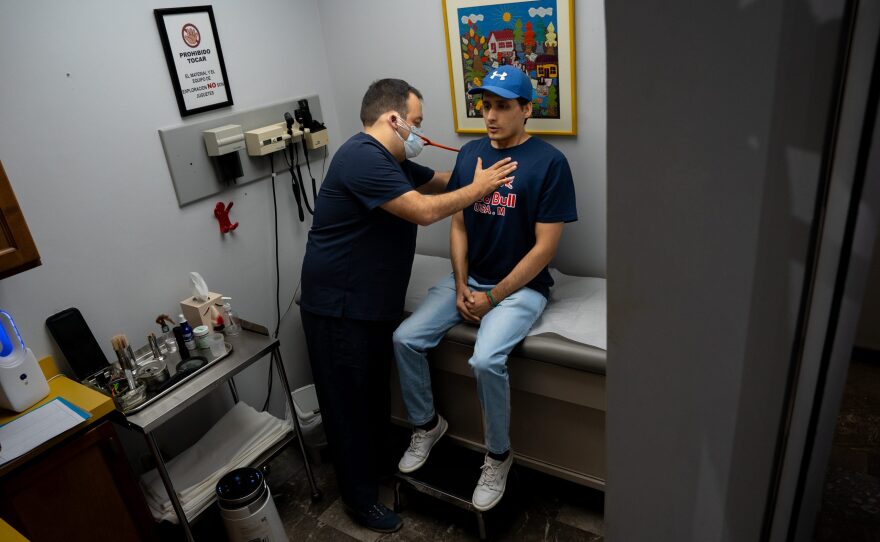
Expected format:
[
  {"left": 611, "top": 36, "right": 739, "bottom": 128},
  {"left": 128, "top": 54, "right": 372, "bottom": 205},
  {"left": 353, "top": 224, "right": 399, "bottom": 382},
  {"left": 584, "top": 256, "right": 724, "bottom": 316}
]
[
  {"left": 221, "top": 297, "right": 241, "bottom": 336},
  {"left": 173, "top": 326, "right": 191, "bottom": 360},
  {"left": 161, "top": 322, "right": 178, "bottom": 354},
  {"left": 179, "top": 314, "right": 197, "bottom": 351}
]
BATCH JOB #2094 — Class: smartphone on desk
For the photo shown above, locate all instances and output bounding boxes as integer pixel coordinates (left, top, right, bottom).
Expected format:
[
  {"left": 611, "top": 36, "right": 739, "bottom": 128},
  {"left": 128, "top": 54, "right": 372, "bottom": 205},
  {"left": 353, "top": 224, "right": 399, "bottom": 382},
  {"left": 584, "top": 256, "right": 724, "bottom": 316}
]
[{"left": 46, "top": 308, "right": 110, "bottom": 381}]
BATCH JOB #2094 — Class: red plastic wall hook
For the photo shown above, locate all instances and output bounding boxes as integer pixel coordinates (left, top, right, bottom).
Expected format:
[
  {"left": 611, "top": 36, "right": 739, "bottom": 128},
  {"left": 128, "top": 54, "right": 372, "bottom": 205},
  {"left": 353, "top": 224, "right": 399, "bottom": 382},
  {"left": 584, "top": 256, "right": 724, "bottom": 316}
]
[{"left": 214, "top": 201, "right": 239, "bottom": 234}]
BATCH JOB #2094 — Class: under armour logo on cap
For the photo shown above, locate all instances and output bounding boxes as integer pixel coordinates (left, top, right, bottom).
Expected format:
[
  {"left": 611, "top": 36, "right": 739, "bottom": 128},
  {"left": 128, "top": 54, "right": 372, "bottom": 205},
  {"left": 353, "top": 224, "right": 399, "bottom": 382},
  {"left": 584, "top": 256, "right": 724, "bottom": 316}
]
[{"left": 468, "top": 66, "right": 533, "bottom": 101}]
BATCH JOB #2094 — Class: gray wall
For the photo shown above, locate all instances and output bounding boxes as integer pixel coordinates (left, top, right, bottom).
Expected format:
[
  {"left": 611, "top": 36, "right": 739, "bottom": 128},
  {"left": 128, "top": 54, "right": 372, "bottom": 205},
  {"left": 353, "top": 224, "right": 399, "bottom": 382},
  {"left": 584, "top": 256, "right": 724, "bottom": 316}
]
[
  {"left": 0, "top": 0, "right": 342, "bottom": 455},
  {"left": 606, "top": 0, "right": 846, "bottom": 539},
  {"left": 316, "top": 0, "right": 607, "bottom": 278}
]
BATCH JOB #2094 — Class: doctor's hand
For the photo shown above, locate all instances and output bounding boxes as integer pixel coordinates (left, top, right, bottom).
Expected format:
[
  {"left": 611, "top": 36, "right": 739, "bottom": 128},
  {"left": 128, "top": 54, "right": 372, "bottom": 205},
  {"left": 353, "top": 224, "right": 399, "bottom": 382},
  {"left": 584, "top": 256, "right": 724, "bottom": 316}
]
[
  {"left": 465, "top": 291, "right": 493, "bottom": 319},
  {"left": 472, "top": 157, "right": 517, "bottom": 198},
  {"left": 456, "top": 286, "right": 481, "bottom": 323}
]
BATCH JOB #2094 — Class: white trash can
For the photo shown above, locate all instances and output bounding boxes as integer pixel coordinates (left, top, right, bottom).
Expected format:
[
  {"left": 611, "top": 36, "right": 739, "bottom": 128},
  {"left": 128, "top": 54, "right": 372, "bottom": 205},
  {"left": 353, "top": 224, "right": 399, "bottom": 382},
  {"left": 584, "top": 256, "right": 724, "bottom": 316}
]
[
  {"left": 291, "top": 384, "right": 327, "bottom": 449},
  {"left": 216, "top": 467, "right": 287, "bottom": 542}
]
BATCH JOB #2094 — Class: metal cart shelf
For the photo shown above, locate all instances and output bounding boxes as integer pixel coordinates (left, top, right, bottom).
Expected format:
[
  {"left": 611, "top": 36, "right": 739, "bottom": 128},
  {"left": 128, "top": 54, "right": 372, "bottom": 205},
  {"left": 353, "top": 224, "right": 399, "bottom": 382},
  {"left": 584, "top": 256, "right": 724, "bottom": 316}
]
[{"left": 122, "top": 325, "right": 321, "bottom": 541}]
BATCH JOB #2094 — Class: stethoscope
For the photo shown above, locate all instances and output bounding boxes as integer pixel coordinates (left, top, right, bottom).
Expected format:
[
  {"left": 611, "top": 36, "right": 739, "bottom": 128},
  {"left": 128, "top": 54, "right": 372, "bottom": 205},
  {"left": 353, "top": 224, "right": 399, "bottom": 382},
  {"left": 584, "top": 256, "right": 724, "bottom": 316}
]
[
  {"left": 394, "top": 117, "right": 460, "bottom": 153},
  {"left": 419, "top": 133, "right": 460, "bottom": 153}
]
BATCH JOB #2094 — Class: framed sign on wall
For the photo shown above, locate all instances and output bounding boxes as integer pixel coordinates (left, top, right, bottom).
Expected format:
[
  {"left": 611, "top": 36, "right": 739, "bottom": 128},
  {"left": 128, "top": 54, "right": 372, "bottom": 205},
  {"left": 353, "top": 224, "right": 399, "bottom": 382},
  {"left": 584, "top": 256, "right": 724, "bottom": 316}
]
[
  {"left": 442, "top": 0, "right": 576, "bottom": 135},
  {"left": 154, "top": 6, "right": 233, "bottom": 117}
]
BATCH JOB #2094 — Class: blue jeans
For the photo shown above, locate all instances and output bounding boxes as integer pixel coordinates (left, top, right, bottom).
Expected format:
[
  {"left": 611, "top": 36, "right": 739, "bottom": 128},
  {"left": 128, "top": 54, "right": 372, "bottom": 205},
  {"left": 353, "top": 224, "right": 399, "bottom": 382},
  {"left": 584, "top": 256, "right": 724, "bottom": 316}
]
[{"left": 393, "top": 273, "right": 547, "bottom": 454}]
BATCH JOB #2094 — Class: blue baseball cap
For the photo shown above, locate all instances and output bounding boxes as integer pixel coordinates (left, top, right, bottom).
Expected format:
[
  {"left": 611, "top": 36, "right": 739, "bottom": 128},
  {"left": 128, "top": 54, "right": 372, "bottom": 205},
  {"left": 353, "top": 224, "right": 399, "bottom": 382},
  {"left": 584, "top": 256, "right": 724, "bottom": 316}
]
[{"left": 468, "top": 65, "right": 534, "bottom": 101}]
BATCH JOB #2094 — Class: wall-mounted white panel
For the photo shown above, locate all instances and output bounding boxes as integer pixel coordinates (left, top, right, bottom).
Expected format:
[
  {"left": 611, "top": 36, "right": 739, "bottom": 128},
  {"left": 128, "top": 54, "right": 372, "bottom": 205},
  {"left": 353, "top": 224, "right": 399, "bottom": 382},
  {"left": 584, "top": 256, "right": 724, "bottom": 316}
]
[{"left": 159, "top": 96, "right": 326, "bottom": 206}]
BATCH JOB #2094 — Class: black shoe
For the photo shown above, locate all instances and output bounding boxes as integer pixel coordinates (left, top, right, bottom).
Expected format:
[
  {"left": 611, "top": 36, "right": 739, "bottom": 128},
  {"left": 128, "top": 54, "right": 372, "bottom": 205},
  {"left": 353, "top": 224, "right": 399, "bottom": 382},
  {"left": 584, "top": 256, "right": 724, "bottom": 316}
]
[{"left": 347, "top": 503, "right": 403, "bottom": 533}]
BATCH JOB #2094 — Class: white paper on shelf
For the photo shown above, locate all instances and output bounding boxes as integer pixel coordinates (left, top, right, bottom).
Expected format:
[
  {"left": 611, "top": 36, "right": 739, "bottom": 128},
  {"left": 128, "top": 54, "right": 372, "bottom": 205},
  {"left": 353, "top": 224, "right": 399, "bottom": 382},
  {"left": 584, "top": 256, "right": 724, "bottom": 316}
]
[{"left": 140, "top": 401, "right": 291, "bottom": 523}]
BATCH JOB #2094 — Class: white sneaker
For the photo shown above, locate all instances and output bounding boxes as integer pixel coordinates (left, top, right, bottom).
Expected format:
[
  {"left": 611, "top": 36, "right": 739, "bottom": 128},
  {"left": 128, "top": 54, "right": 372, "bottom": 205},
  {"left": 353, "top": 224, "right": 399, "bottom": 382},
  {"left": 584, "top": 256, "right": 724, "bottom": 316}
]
[
  {"left": 472, "top": 453, "right": 513, "bottom": 511},
  {"left": 398, "top": 415, "right": 448, "bottom": 473}
]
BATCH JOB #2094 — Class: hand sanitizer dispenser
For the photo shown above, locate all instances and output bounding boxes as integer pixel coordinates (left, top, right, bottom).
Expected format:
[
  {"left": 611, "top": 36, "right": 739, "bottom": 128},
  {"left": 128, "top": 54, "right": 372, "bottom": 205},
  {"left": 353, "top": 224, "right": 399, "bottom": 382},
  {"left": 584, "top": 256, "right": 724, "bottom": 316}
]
[{"left": 0, "top": 310, "right": 49, "bottom": 412}]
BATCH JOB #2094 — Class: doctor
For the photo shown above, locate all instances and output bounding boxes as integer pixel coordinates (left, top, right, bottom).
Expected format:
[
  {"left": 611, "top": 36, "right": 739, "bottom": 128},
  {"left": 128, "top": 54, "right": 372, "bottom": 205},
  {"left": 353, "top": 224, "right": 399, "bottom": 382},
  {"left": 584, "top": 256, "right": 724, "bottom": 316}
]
[{"left": 299, "top": 78, "right": 517, "bottom": 533}]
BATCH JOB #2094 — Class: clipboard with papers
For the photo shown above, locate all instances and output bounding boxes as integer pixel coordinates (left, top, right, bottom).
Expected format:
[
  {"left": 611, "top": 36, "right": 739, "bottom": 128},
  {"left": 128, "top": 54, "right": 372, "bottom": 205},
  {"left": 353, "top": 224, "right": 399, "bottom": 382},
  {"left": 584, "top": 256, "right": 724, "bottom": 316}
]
[{"left": 0, "top": 397, "right": 91, "bottom": 466}]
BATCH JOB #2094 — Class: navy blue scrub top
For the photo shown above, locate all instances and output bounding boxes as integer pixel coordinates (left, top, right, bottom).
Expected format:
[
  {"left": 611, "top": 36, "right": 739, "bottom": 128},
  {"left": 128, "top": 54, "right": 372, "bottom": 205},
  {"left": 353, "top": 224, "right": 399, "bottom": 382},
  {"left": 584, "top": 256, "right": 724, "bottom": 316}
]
[{"left": 300, "top": 132, "right": 434, "bottom": 321}]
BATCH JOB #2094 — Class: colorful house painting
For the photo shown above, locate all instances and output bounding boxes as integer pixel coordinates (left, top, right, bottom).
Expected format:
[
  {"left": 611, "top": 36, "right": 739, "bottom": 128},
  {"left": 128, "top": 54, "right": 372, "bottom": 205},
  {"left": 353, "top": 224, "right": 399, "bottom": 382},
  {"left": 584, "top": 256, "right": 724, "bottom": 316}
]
[
  {"left": 536, "top": 54, "right": 558, "bottom": 79},
  {"left": 457, "top": 0, "right": 561, "bottom": 119},
  {"left": 487, "top": 29, "right": 515, "bottom": 62}
]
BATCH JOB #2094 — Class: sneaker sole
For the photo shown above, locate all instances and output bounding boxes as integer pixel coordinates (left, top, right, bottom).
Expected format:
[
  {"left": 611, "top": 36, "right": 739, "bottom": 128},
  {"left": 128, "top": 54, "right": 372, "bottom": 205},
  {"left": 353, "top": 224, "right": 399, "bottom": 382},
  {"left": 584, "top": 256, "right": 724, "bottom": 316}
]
[
  {"left": 366, "top": 521, "right": 403, "bottom": 533},
  {"left": 343, "top": 505, "right": 403, "bottom": 533},
  {"left": 398, "top": 418, "right": 448, "bottom": 473},
  {"left": 472, "top": 487, "right": 505, "bottom": 512},
  {"left": 472, "top": 458, "right": 513, "bottom": 511}
]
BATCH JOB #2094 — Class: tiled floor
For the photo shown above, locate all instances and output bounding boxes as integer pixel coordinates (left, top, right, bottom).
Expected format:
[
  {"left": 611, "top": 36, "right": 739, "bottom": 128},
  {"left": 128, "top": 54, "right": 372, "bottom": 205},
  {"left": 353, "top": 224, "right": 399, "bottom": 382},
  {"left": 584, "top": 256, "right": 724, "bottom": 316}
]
[
  {"left": 814, "top": 356, "right": 880, "bottom": 541},
  {"left": 157, "top": 358, "right": 880, "bottom": 541},
  {"left": 168, "top": 426, "right": 605, "bottom": 541}
]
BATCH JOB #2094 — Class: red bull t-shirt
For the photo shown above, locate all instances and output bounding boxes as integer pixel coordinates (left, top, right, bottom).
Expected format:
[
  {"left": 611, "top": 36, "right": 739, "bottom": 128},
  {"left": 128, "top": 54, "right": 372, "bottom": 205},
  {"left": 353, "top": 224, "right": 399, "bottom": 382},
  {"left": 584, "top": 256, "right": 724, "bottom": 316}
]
[{"left": 447, "top": 137, "right": 578, "bottom": 298}]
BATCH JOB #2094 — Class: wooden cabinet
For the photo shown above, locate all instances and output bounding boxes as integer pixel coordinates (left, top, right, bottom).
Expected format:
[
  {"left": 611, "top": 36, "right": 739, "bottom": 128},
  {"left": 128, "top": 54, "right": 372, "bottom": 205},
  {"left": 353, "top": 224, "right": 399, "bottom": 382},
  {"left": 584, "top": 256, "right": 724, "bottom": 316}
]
[
  {"left": 0, "top": 160, "right": 40, "bottom": 279},
  {"left": 0, "top": 420, "right": 158, "bottom": 542}
]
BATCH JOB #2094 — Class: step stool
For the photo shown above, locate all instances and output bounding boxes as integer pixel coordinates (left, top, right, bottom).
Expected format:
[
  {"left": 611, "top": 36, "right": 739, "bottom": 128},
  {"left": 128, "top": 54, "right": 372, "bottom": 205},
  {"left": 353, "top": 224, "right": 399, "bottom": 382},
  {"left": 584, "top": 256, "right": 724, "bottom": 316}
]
[{"left": 389, "top": 435, "right": 518, "bottom": 541}]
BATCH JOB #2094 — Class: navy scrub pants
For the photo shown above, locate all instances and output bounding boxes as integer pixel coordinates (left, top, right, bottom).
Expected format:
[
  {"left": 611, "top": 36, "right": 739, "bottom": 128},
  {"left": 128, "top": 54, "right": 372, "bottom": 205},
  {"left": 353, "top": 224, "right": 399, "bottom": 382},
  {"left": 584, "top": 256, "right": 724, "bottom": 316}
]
[{"left": 300, "top": 307, "right": 397, "bottom": 511}]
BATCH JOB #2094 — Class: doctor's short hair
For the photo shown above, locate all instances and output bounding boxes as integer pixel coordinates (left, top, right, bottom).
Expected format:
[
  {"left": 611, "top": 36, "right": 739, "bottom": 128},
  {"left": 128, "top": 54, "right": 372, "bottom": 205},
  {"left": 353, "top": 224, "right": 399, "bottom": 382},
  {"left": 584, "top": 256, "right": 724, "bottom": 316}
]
[{"left": 360, "top": 79, "right": 423, "bottom": 126}]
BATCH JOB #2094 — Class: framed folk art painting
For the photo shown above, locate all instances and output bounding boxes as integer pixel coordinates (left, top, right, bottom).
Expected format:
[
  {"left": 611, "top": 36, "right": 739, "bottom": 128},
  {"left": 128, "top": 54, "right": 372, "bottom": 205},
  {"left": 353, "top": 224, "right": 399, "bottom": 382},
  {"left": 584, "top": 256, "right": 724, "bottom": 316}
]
[{"left": 442, "top": 0, "right": 576, "bottom": 135}]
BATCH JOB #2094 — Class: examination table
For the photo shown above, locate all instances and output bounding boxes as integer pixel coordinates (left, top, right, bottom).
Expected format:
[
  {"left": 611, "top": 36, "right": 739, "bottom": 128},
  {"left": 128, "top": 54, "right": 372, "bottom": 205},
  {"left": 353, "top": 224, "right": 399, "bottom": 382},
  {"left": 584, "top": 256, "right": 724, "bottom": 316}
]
[{"left": 392, "top": 254, "right": 607, "bottom": 490}]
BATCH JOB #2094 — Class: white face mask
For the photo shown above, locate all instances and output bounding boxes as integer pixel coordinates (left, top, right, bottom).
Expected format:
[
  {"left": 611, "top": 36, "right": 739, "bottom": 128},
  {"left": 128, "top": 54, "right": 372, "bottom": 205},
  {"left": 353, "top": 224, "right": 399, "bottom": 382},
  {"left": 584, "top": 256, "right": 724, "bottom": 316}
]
[{"left": 394, "top": 118, "right": 425, "bottom": 158}]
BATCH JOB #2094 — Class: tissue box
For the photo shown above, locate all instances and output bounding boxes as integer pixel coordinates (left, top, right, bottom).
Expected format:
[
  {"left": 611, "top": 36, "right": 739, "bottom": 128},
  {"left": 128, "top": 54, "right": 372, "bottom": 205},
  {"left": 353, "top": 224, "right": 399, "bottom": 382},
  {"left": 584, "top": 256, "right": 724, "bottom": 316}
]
[{"left": 180, "top": 292, "right": 223, "bottom": 330}]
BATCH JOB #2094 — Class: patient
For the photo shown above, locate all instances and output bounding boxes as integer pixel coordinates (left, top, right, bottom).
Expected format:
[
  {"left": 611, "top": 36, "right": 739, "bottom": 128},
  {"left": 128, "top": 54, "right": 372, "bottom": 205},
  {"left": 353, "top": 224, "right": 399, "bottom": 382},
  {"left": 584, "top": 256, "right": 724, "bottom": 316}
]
[{"left": 392, "top": 66, "right": 578, "bottom": 510}]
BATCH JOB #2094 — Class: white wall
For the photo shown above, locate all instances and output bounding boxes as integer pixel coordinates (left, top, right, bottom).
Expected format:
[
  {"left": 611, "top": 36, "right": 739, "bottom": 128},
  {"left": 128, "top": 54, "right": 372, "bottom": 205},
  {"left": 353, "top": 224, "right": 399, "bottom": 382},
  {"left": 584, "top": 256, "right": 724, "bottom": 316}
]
[
  {"left": 316, "top": 0, "right": 607, "bottom": 278},
  {"left": 0, "top": 0, "right": 342, "bottom": 455}
]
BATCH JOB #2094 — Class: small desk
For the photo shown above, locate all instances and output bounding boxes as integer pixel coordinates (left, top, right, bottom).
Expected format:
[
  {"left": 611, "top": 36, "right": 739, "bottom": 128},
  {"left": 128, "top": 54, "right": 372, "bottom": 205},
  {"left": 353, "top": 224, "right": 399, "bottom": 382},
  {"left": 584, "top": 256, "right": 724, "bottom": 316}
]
[
  {"left": 0, "top": 357, "right": 140, "bottom": 542},
  {"left": 0, "top": 518, "right": 28, "bottom": 541},
  {"left": 121, "top": 327, "right": 321, "bottom": 542},
  {"left": 0, "top": 357, "right": 114, "bottom": 477}
]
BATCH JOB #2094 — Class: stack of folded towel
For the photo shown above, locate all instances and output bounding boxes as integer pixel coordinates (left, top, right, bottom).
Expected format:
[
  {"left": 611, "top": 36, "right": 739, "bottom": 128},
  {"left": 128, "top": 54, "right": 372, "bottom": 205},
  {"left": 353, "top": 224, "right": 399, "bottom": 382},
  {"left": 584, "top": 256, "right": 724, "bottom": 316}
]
[{"left": 140, "top": 402, "right": 292, "bottom": 523}]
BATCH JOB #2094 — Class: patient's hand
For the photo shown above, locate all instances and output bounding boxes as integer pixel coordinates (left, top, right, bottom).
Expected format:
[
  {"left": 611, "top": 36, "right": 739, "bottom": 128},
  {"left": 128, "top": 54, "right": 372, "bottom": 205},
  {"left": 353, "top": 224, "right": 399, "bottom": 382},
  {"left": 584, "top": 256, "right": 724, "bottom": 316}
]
[
  {"left": 465, "top": 292, "right": 493, "bottom": 319},
  {"left": 456, "top": 286, "right": 481, "bottom": 322}
]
